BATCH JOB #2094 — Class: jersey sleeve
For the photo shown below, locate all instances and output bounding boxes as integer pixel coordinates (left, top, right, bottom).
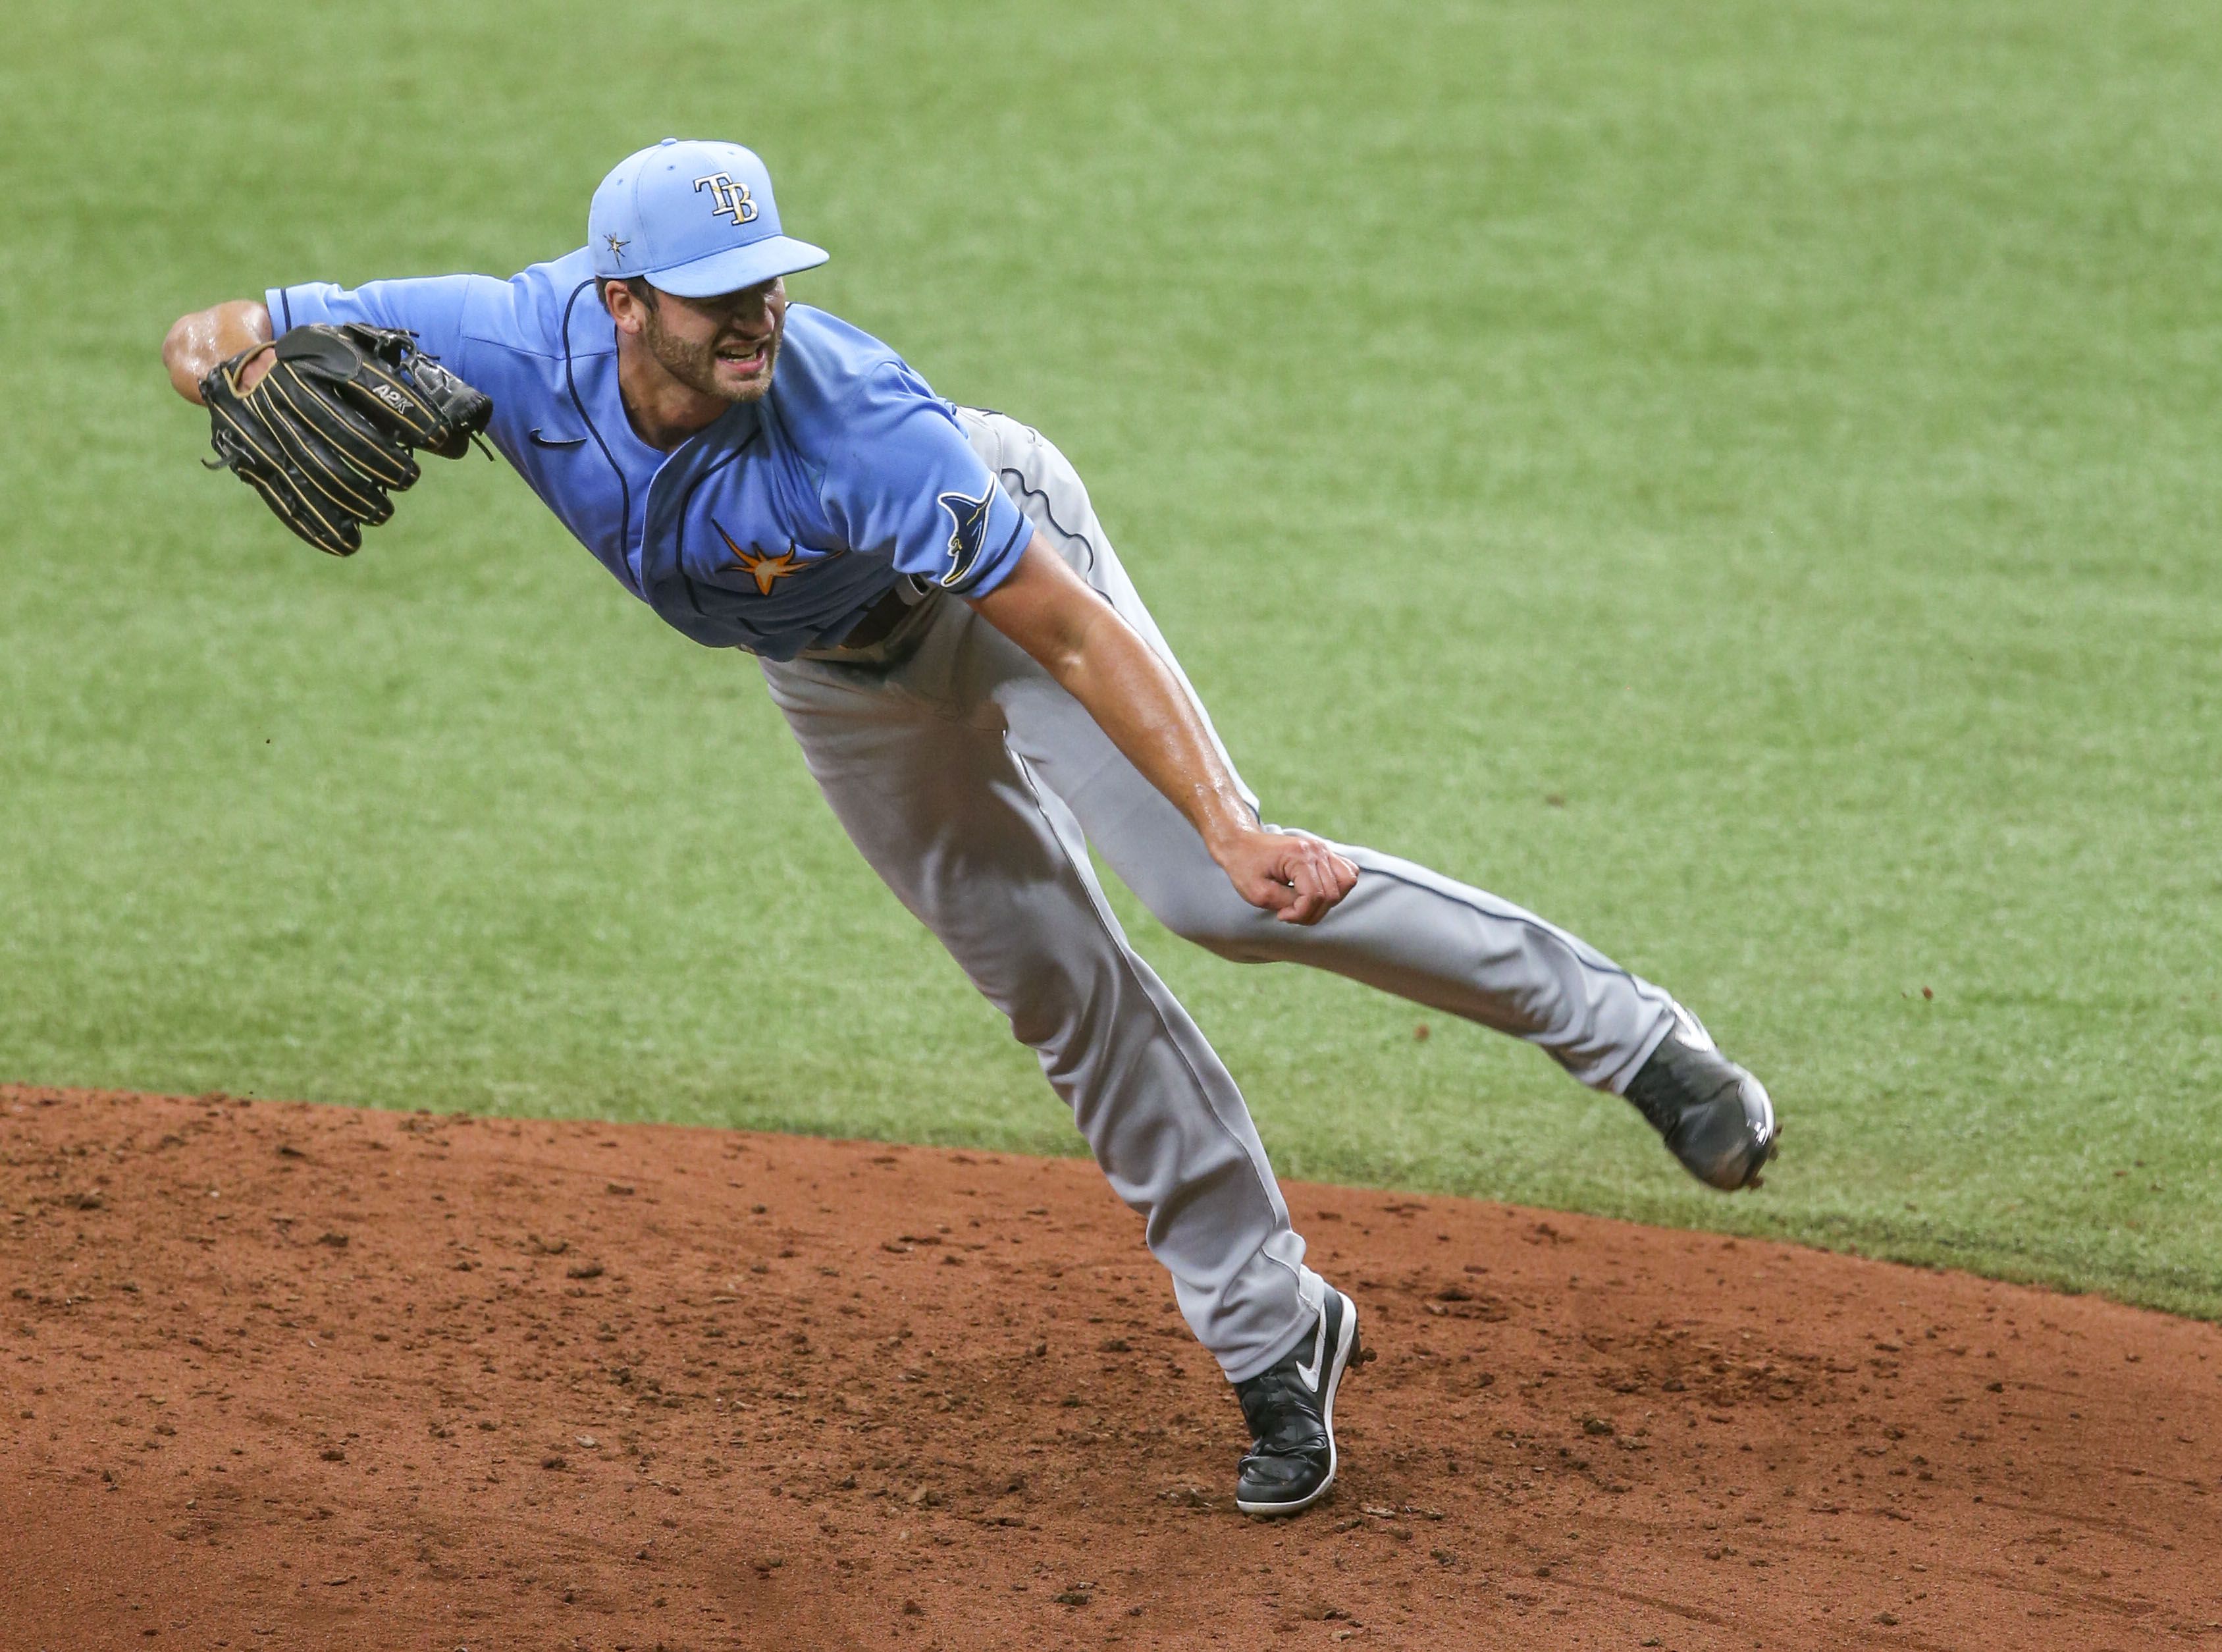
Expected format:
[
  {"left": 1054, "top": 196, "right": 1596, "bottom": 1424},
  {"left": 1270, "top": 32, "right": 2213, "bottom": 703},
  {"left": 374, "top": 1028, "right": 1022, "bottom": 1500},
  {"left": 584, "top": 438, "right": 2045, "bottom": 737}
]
[
  {"left": 265, "top": 273, "right": 506, "bottom": 383},
  {"left": 817, "top": 362, "right": 1033, "bottom": 597}
]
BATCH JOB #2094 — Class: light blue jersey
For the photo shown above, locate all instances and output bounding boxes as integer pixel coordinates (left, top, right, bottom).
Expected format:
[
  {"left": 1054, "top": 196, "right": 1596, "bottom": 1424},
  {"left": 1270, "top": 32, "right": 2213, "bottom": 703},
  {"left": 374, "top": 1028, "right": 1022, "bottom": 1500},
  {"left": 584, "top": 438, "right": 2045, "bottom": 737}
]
[{"left": 271, "top": 249, "right": 1032, "bottom": 658}]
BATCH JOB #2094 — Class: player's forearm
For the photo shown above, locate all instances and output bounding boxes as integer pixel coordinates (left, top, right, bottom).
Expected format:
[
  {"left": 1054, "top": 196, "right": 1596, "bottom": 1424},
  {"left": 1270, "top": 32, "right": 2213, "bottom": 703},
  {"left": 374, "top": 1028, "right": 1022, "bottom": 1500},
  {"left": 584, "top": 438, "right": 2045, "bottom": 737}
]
[
  {"left": 163, "top": 300, "right": 273, "bottom": 405},
  {"left": 970, "top": 537, "right": 1355, "bottom": 924},
  {"left": 1041, "top": 599, "right": 1257, "bottom": 855},
  {"left": 977, "top": 558, "right": 1358, "bottom": 924},
  {"left": 968, "top": 541, "right": 1254, "bottom": 854}
]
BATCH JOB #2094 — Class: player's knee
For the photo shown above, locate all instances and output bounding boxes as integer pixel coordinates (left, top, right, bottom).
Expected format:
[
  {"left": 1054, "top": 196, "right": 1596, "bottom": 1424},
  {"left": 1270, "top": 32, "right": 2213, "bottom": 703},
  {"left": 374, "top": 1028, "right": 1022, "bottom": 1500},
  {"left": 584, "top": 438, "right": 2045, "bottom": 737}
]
[{"left": 1150, "top": 886, "right": 1275, "bottom": 961}]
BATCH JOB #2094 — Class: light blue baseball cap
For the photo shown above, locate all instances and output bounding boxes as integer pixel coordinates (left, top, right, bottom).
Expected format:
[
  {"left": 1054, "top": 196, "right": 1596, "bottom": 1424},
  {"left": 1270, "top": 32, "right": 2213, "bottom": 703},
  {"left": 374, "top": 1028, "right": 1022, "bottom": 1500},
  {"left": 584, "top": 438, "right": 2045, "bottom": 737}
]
[{"left": 588, "top": 138, "right": 828, "bottom": 298}]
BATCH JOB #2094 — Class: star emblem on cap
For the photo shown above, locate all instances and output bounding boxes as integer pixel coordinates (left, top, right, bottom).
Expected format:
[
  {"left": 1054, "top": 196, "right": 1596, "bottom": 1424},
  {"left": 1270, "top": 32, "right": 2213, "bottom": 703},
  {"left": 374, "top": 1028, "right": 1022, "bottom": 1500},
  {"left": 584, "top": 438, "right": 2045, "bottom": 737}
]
[{"left": 604, "top": 232, "right": 630, "bottom": 265}]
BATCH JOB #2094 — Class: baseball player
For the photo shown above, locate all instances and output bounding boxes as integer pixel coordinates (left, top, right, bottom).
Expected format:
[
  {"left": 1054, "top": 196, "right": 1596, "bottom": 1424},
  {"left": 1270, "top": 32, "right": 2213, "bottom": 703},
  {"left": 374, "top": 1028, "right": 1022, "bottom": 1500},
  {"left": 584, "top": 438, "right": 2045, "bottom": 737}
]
[{"left": 161, "top": 139, "right": 1777, "bottom": 1517}]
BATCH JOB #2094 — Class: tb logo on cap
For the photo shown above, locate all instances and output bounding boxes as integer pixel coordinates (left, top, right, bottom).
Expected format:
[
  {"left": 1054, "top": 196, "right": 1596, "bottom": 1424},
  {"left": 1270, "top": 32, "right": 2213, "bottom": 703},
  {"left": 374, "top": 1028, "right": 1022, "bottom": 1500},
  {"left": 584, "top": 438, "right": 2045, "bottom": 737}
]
[{"left": 693, "top": 173, "right": 759, "bottom": 226}]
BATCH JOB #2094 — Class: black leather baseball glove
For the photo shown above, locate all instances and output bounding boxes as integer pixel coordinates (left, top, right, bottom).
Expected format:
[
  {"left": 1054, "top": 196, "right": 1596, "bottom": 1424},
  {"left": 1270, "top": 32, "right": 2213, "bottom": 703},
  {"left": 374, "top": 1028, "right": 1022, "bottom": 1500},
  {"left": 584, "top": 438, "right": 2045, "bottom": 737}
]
[{"left": 201, "top": 323, "right": 494, "bottom": 557}]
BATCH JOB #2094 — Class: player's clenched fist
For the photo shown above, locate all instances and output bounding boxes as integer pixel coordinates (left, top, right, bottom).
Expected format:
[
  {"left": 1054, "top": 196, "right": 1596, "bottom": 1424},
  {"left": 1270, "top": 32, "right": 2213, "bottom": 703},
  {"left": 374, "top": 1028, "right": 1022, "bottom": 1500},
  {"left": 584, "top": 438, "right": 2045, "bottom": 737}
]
[{"left": 1213, "top": 826, "right": 1360, "bottom": 925}]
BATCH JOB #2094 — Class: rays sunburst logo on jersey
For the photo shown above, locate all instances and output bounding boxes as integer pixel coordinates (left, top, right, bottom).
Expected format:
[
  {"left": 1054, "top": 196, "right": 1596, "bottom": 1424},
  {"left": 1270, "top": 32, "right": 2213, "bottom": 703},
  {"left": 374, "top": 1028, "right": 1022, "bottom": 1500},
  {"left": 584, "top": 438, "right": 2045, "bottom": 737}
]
[{"left": 715, "top": 522, "right": 839, "bottom": 595}]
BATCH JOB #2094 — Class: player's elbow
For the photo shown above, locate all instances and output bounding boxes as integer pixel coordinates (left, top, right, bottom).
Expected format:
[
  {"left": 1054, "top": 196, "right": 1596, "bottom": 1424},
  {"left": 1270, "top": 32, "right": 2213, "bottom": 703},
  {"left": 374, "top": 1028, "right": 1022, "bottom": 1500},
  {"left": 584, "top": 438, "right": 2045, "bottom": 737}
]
[
  {"left": 970, "top": 589, "right": 1093, "bottom": 685},
  {"left": 163, "top": 300, "right": 273, "bottom": 406},
  {"left": 1032, "top": 622, "right": 1095, "bottom": 687},
  {"left": 161, "top": 312, "right": 202, "bottom": 403}
]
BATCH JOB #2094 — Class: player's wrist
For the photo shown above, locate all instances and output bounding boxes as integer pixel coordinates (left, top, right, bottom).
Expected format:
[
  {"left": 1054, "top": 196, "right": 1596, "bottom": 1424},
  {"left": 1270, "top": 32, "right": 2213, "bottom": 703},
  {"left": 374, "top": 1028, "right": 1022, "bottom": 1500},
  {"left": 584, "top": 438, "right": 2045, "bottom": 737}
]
[{"left": 1198, "top": 807, "right": 1265, "bottom": 866}]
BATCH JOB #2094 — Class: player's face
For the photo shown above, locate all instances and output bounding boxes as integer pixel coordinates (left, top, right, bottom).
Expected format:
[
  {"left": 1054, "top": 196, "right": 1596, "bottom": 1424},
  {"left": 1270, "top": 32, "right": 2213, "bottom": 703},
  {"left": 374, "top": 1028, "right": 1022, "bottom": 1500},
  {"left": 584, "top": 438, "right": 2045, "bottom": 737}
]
[{"left": 639, "top": 279, "right": 788, "bottom": 404}]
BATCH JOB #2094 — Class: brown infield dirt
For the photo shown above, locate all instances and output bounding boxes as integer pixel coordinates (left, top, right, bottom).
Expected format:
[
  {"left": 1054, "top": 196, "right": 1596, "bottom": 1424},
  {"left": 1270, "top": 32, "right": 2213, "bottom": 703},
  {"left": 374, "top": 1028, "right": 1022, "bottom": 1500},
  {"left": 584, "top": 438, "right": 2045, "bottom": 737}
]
[{"left": 2, "top": 1086, "right": 2219, "bottom": 1651}]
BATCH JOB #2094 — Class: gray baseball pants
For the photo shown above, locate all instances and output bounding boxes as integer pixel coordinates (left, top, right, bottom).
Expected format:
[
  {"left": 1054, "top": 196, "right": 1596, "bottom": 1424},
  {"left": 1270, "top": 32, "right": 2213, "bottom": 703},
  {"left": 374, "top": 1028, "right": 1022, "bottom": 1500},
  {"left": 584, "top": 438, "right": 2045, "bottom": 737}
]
[{"left": 758, "top": 408, "right": 1680, "bottom": 1383}]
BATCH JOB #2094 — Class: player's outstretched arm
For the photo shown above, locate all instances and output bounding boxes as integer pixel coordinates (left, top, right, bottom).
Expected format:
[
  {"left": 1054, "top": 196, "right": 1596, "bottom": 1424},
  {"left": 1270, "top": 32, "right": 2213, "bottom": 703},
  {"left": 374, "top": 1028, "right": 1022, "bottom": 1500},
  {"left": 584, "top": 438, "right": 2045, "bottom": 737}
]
[
  {"left": 164, "top": 300, "right": 493, "bottom": 559},
  {"left": 968, "top": 537, "right": 1358, "bottom": 925},
  {"left": 163, "top": 300, "right": 275, "bottom": 404}
]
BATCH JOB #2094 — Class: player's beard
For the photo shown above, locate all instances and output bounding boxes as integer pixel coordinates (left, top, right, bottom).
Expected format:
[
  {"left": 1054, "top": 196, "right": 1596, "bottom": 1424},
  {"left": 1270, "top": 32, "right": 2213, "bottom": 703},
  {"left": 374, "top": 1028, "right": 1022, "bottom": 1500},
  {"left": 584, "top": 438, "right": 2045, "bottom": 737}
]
[{"left": 641, "top": 306, "right": 782, "bottom": 404}]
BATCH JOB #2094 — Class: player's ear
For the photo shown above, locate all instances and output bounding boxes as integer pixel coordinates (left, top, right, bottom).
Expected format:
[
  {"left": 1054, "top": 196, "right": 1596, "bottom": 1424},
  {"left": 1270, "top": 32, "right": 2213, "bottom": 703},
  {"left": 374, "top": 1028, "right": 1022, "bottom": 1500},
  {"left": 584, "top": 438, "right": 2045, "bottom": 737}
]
[{"left": 600, "top": 278, "right": 650, "bottom": 334}]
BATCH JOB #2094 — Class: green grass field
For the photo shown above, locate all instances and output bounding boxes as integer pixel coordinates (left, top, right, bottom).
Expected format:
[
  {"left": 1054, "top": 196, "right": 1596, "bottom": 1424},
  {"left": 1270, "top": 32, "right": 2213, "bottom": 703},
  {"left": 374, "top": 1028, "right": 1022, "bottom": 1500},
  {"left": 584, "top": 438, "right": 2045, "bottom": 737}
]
[{"left": 3, "top": 1, "right": 2217, "bottom": 1313}]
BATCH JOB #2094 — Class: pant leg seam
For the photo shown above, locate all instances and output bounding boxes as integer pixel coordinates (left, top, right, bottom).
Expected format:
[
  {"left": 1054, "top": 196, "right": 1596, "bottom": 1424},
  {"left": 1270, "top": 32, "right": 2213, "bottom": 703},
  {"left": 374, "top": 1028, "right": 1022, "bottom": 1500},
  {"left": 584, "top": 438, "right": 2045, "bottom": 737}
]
[
  {"left": 1340, "top": 850, "right": 1678, "bottom": 1065},
  {"left": 1007, "top": 748, "right": 1309, "bottom": 1310},
  {"left": 1220, "top": 1300, "right": 1327, "bottom": 1387}
]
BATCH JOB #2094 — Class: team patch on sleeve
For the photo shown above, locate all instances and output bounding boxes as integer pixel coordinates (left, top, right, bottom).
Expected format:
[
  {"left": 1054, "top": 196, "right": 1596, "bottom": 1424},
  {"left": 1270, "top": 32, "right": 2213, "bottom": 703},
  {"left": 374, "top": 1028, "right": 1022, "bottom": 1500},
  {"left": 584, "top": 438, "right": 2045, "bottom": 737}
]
[{"left": 934, "top": 481, "right": 998, "bottom": 592}]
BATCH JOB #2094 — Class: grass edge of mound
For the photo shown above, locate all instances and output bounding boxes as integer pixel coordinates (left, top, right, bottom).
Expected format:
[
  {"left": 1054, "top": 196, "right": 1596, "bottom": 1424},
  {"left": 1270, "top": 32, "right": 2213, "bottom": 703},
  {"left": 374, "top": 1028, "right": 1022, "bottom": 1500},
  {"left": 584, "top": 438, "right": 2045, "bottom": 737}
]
[{"left": 13, "top": 1079, "right": 2212, "bottom": 1326}]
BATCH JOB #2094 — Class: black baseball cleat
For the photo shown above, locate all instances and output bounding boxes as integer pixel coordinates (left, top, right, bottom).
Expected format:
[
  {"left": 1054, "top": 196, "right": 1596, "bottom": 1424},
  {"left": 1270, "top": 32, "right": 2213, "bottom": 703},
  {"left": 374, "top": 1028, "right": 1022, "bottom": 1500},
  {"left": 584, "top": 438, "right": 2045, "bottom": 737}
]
[
  {"left": 1234, "top": 1287, "right": 1365, "bottom": 1517},
  {"left": 1625, "top": 1009, "right": 1779, "bottom": 1191}
]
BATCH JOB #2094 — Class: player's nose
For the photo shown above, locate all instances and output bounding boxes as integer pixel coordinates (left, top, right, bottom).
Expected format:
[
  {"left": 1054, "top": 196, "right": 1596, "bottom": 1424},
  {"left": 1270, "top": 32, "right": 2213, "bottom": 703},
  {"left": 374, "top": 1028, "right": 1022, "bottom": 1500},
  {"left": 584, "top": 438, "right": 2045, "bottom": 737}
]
[{"left": 715, "top": 284, "right": 778, "bottom": 335}]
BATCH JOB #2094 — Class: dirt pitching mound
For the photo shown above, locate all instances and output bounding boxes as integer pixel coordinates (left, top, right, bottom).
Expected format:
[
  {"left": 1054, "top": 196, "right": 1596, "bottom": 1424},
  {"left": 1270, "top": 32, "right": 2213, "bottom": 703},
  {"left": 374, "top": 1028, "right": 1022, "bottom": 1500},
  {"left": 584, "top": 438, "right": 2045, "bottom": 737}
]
[{"left": 2, "top": 1086, "right": 2217, "bottom": 1650}]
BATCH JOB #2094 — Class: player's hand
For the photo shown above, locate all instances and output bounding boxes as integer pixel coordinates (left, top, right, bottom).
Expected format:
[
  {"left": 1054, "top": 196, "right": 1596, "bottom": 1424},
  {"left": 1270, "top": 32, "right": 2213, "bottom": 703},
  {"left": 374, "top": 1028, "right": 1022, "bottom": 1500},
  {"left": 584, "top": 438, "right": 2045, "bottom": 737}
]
[
  {"left": 234, "top": 343, "right": 278, "bottom": 392},
  {"left": 1213, "top": 826, "right": 1359, "bottom": 926}
]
